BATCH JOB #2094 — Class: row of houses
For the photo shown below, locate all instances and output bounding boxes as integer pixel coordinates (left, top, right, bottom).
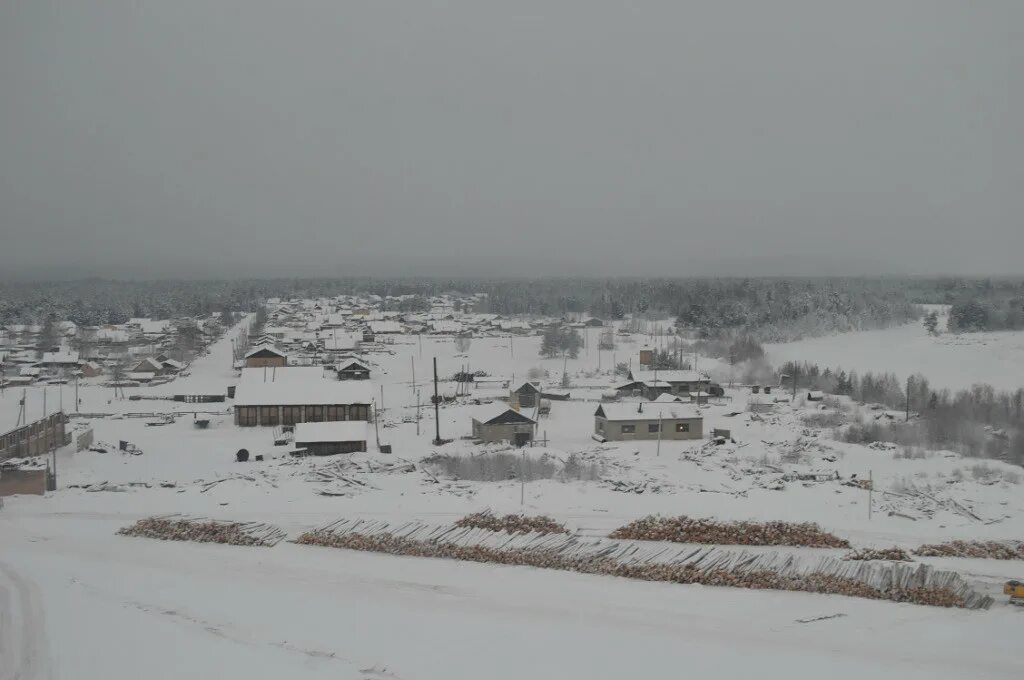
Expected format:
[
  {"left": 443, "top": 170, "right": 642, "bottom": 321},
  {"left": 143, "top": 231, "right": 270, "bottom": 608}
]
[{"left": 470, "top": 402, "right": 704, "bottom": 446}]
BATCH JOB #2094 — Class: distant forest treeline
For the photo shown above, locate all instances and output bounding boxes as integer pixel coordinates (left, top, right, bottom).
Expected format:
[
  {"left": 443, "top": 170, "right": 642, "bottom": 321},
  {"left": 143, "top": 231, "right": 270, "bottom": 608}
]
[
  {"left": 1, "top": 276, "right": 1020, "bottom": 340},
  {"left": 911, "top": 278, "right": 1024, "bottom": 332}
]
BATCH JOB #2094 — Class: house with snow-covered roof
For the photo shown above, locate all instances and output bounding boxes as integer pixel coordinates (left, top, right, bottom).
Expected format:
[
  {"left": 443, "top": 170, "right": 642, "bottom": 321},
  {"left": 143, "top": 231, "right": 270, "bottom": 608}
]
[{"left": 593, "top": 402, "right": 703, "bottom": 442}]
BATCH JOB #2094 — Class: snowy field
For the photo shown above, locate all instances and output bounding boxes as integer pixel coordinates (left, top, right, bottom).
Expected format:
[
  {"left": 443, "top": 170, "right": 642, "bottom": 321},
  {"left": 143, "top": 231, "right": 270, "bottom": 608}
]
[
  {"left": 3, "top": 316, "right": 1024, "bottom": 679},
  {"left": 766, "top": 307, "right": 1024, "bottom": 392}
]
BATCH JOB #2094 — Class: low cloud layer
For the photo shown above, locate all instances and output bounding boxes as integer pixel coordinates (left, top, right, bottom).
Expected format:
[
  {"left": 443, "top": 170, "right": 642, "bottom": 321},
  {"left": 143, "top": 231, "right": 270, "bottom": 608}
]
[{"left": 2, "top": 2, "right": 1021, "bottom": 279}]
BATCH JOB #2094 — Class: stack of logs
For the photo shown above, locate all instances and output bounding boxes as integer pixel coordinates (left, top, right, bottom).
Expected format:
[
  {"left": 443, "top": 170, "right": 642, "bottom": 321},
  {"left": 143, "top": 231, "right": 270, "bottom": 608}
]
[
  {"left": 843, "top": 547, "right": 914, "bottom": 562},
  {"left": 454, "top": 511, "right": 568, "bottom": 535},
  {"left": 610, "top": 515, "right": 850, "bottom": 548},
  {"left": 117, "top": 516, "right": 287, "bottom": 547},
  {"left": 913, "top": 540, "right": 1024, "bottom": 560},
  {"left": 294, "top": 519, "right": 990, "bottom": 609}
]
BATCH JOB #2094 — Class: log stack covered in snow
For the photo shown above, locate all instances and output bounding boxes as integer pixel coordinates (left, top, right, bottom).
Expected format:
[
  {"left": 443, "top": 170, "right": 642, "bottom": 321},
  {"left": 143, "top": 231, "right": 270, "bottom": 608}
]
[
  {"left": 609, "top": 515, "right": 851, "bottom": 548},
  {"left": 454, "top": 511, "right": 568, "bottom": 535},
  {"left": 117, "top": 515, "right": 287, "bottom": 547},
  {"left": 294, "top": 518, "right": 992, "bottom": 609},
  {"left": 913, "top": 540, "right": 1024, "bottom": 560}
]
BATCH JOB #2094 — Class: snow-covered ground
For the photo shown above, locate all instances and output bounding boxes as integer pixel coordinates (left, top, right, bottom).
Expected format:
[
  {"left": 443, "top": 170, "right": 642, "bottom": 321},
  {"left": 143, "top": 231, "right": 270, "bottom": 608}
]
[
  {"left": 766, "top": 307, "right": 1024, "bottom": 392},
  {"left": 3, "top": 316, "right": 1024, "bottom": 679}
]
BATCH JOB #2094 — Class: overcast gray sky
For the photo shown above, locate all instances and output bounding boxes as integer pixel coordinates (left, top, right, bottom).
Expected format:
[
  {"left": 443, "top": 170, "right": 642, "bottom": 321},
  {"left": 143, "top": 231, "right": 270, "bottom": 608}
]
[{"left": 1, "top": 1, "right": 1021, "bottom": 279}]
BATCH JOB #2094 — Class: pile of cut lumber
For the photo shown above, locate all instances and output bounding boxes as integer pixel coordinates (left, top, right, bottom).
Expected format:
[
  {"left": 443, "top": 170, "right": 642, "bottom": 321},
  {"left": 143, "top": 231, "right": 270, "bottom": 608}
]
[
  {"left": 912, "top": 540, "right": 1024, "bottom": 560},
  {"left": 294, "top": 518, "right": 991, "bottom": 609},
  {"left": 454, "top": 511, "right": 568, "bottom": 535},
  {"left": 843, "top": 547, "right": 913, "bottom": 562},
  {"left": 609, "top": 515, "right": 850, "bottom": 548},
  {"left": 117, "top": 515, "right": 286, "bottom": 547}
]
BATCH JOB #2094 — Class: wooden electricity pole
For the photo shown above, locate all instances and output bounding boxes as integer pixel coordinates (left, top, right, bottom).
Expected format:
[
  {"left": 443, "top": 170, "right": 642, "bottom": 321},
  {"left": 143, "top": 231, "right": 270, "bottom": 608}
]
[{"left": 432, "top": 357, "right": 442, "bottom": 445}]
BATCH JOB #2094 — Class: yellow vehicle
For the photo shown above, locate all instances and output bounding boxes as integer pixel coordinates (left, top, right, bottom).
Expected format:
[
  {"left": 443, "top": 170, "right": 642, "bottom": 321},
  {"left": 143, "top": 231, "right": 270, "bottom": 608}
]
[{"left": 1004, "top": 580, "right": 1024, "bottom": 606}]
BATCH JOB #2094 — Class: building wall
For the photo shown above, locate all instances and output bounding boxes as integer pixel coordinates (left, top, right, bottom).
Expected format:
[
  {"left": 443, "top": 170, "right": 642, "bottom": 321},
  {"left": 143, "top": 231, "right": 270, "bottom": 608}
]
[
  {"left": 245, "top": 356, "right": 287, "bottom": 368},
  {"left": 595, "top": 416, "right": 702, "bottom": 441},
  {"left": 472, "top": 420, "right": 534, "bottom": 445},
  {"left": 295, "top": 440, "right": 367, "bottom": 455},
  {"left": 0, "top": 413, "right": 68, "bottom": 460},
  {"left": 234, "top": 403, "right": 371, "bottom": 427},
  {"left": 0, "top": 469, "right": 47, "bottom": 496}
]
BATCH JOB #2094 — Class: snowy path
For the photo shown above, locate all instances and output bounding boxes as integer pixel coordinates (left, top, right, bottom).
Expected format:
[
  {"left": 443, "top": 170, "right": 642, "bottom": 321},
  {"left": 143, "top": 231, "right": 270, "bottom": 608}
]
[
  {"left": 0, "top": 560, "right": 52, "bottom": 680},
  {"left": 1, "top": 511, "right": 1022, "bottom": 680}
]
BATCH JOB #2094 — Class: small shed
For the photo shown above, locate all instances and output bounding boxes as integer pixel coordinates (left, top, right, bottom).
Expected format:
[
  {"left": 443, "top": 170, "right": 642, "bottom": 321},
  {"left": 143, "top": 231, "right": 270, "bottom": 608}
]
[
  {"left": 807, "top": 390, "right": 825, "bottom": 402},
  {"left": 471, "top": 405, "right": 536, "bottom": 446},
  {"left": 293, "top": 421, "right": 369, "bottom": 456},
  {"left": 511, "top": 381, "right": 541, "bottom": 409}
]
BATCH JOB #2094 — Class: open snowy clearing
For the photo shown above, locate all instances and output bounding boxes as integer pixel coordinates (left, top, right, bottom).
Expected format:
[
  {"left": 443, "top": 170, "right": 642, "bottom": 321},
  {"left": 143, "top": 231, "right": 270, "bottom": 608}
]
[{"left": 765, "top": 308, "right": 1024, "bottom": 392}]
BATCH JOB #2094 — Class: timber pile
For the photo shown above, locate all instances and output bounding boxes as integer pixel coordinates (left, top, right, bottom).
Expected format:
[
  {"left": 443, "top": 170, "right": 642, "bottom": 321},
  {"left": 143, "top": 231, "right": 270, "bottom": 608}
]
[
  {"left": 912, "top": 540, "right": 1024, "bottom": 560},
  {"left": 117, "top": 515, "right": 287, "bottom": 547},
  {"left": 454, "top": 511, "right": 568, "bottom": 535},
  {"left": 294, "top": 519, "right": 991, "bottom": 609},
  {"left": 843, "top": 547, "right": 913, "bottom": 562},
  {"left": 609, "top": 515, "right": 850, "bottom": 548}
]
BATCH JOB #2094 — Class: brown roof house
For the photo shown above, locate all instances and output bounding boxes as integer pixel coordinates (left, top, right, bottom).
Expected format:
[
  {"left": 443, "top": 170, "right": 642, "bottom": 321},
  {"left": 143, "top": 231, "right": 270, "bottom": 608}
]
[{"left": 244, "top": 344, "right": 288, "bottom": 368}]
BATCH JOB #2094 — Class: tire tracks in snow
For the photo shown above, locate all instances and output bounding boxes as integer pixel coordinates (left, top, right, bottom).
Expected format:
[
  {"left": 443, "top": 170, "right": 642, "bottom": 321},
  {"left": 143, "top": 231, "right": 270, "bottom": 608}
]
[{"left": 0, "top": 561, "right": 53, "bottom": 680}]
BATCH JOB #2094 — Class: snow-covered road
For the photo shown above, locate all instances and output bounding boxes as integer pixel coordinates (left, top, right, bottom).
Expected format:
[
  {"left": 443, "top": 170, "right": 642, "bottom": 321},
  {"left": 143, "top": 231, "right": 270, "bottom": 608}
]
[{"left": 0, "top": 559, "right": 52, "bottom": 680}]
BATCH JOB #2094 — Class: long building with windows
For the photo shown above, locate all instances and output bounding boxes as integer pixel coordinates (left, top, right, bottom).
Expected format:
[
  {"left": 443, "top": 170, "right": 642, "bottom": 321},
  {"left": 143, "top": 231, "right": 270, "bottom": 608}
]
[{"left": 232, "top": 367, "right": 373, "bottom": 427}]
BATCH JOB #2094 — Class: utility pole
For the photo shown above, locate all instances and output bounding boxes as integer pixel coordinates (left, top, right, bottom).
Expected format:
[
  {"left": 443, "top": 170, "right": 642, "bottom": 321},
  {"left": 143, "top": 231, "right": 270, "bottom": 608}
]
[
  {"left": 432, "top": 357, "right": 442, "bottom": 445},
  {"left": 792, "top": 365, "right": 798, "bottom": 401},
  {"left": 411, "top": 357, "right": 416, "bottom": 391},
  {"left": 905, "top": 377, "right": 912, "bottom": 422},
  {"left": 380, "top": 385, "right": 385, "bottom": 414},
  {"left": 416, "top": 390, "right": 421, "bottom": 436},
  {"left": 656, "top": 413, "right": 663, "bottom": 457},
  {"left": 373, "top": 401, "right": 381, "bottom": 451},
  {"left": 520, "top": 449, "right": 526, "bottom": 506},
  {"left": 74, "top": 377, "right": 79, "bottom": 411}
]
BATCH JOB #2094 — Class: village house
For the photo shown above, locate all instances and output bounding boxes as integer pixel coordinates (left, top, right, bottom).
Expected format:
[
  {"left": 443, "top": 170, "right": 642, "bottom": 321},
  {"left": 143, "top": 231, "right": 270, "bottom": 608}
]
[
  {"left": 615, "top": 378, "right": 673, "bottom": 401},
  {"left": 471, "top": 404, "right": 536, "bottom": 446},
  {"left": 244, "top": 344, "right": 288, "bottom": 368},
  {"left": 336, "top": 359, "right": 371, "bottom": 381},
  {"left": 232, "top": 367, "right": 373, "bottom": 427},
  {"left": 593, "top": 403, "right": 703, "bottom": 442},
  {"left": 293, "top": 421, "right": 369, "bottom": 455},
  {"left": 79, "top": 361, "right": 103, "bottom": 378},
  {"left": 130, "top": 357, "right": 166, "bottom": 375},
  {"left": 626, "top": 369, "right": 710, "bottom": 397},
  {"left": 36, "top": 350, "right": 80, "bottom": 372},
  {"left": 511, "top": 381, "right": 541, "bottom": 409}
]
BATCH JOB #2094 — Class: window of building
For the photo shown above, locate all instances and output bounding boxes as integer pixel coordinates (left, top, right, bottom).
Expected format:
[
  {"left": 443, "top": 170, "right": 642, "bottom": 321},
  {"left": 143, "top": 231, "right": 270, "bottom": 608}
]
[
  {"left": 621, "top": 424, "right": 635, "bottom": 434},
  {"left": 596, "top": 420, "right": 604, "bottom": 432},
  {"left": 281, "top": 406, "right": 303, "bottom": 425},
  {"left": 259, "top": 406, "right": 279, "bottom": 426},
  {"left": 648, "top": 423, "right": 660, "bottom": 433},
  {"left": 676, "top": 422, "right": 690, "bottom": 433},
  {"left": 350, "top": 404, "right": 369, "bottom": 421},
  {"left": 305, "top": 406, "right": 324, "bottom": 422},
  {"left": 238, "top": 407, "right": 258, "bottom": 426},
  {"left": 326, "top": 405, "right": 343, "bottom": 421}
]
